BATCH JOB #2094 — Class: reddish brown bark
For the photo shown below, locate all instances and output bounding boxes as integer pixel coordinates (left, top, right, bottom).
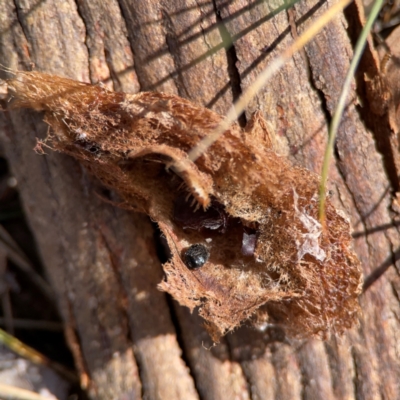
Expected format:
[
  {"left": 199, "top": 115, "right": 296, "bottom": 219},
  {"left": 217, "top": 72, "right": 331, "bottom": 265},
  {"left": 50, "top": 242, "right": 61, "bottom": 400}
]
[{"left": 0, "top": 0, "right": 399, "bottom": 399}]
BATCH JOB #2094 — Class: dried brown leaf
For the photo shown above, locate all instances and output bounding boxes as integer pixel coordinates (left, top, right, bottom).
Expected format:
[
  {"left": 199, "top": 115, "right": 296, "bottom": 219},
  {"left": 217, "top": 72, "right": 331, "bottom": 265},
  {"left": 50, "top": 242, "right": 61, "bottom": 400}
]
[{"left": 2, "top": 71, "right": 362, "bottom": 341}]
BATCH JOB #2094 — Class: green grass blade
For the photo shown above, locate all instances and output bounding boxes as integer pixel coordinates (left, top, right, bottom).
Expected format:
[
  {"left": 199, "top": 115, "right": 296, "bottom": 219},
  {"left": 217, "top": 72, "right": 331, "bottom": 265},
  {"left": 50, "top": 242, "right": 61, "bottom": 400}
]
[{"left": 319, "top": 0, "right": 384, "bottom": 223}]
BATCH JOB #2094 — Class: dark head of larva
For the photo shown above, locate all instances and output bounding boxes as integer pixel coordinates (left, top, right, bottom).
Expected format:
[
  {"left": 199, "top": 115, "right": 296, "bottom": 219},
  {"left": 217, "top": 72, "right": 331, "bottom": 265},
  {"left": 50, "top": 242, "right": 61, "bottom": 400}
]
[{"left": 183, "top": 244, "right": 210, "bottom": 270}]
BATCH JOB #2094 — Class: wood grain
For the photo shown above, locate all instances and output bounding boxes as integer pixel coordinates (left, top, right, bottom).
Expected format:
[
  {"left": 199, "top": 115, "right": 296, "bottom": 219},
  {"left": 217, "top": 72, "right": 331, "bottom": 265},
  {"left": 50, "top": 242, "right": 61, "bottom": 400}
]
[{"left": 1, "top": 0, "right": 399, "bottom": 399}]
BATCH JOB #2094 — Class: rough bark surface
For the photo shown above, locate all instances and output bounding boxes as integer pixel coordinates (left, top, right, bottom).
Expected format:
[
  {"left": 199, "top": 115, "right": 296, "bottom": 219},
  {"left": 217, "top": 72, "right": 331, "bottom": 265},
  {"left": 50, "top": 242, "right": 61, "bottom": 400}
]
[{"left": 0, "top": 0, "right": 399, "bottom": 399}]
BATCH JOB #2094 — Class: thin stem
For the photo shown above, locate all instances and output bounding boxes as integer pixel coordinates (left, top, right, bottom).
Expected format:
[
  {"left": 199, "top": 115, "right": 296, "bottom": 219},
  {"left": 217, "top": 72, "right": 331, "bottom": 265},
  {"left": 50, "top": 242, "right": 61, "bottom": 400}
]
[
  {"left": 186, "top": 0, "right": 353, "bottom": 163},
  {"left": 319, "top": 0, "right": 384, "bottom": 223}
]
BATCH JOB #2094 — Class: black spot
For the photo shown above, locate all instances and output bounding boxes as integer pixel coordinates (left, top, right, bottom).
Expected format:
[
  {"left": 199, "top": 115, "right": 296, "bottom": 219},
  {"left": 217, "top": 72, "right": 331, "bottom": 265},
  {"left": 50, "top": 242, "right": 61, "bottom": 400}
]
[
  {"left": 183, "top": 244, "right": 210, "bottom": 270},
  {"left": 74, "top": 139, "right": 100, "bottom": 154}
]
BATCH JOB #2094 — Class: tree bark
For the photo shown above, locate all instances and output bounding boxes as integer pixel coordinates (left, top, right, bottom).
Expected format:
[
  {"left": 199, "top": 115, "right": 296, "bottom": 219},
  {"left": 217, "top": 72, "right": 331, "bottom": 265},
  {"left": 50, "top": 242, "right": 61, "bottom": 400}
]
[{"left": 1, "top": 0, "right": 399, "bottom": 399}]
